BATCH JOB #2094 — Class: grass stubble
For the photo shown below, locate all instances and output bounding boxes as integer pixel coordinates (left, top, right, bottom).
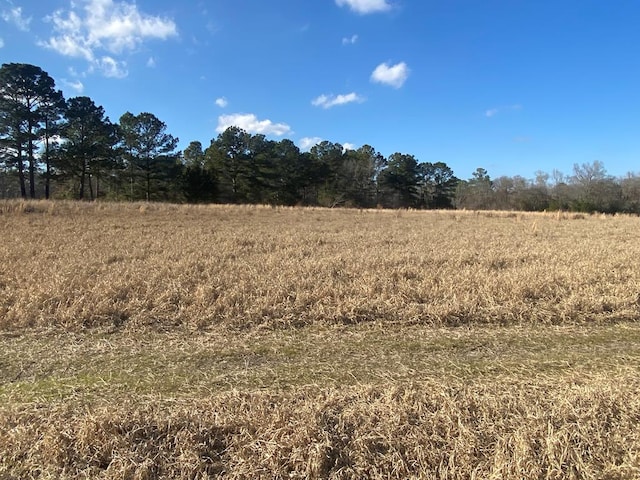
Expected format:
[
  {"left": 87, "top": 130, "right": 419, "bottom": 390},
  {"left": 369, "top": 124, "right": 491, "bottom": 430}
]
[{"left": 0, "top": 200, "right": 639, "bottom": 478}]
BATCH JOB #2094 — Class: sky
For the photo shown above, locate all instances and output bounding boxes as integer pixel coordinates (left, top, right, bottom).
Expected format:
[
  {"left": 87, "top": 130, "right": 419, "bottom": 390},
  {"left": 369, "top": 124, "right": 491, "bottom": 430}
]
[{"left": 2, "top": 0, "right": 640, "bottom": 180}]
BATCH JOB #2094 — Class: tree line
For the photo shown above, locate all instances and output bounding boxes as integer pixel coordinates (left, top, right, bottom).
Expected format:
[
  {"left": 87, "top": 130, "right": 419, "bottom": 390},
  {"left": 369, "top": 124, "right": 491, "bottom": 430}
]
[{"left": 2, "top": 62, "right": 640, "bottom": 213}]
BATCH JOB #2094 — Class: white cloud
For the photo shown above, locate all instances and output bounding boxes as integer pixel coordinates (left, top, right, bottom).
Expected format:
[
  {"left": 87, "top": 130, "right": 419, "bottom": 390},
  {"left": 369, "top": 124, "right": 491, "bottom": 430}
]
[
  {"left": 94, "top": 56, "right": 127, "bottom": 78},
  {"left": 311, "top": 92, "right": 364, "bottom": 109},
  {"left": 146, "top": 56, "right": 155, "bottom": 67},
  {"left": 39, "top": 0, "right": 177, "bottom": 78},
  {"left": 216, "top": 113, "right": 291, "bottom": 136},
  {"left": 215, "top": 97, "right": 228, "bottom": 108},
  {"left": 343, "top": 143, "right": 357, "bottom": 151},
  {"left": 61, "top": 78, "right": 85, "bottom": 93},
  {"left": 48, "top": 134, "right": 64, "bottom": 146},
  {"left": 336, "top": 0, "right": 391, "bottom": 14},
  {"left": 370, "top": 61, "right": 410, "bottom": 88},
  {"left": 485, "top": 104, "right": 522, "bottom": 117},
  {"left": 1, "top": 5, "right": 31, "bottom": 31},
  {"left": 342, "top": 34, "right": 358, "bottom": 45},
  {"left": 44, "top": 32, "right": 94, "bottom": 60},
  {"left": 299, "top": 137, "right": 323, "bottom": 151}
]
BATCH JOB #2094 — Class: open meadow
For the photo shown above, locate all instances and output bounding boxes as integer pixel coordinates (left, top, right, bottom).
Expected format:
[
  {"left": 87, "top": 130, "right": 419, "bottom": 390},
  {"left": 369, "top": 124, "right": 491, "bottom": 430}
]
[{"left": 1, "top": 201, "right": 640, "bottom": 479}]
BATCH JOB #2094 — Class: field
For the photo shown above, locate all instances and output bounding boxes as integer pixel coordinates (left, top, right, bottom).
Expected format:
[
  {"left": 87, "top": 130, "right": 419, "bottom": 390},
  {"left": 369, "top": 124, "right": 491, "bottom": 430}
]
[{"left": 1, "top": 200, "right": 640, "bottom": 479}]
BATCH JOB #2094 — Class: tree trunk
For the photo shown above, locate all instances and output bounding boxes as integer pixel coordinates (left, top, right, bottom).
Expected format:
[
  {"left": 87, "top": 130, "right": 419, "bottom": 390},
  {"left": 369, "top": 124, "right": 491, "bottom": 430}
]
[
  {"left": 88, "top": 174, "right": 94, "bottom": 201},
  {"left": 130, "top": 165, "right": 134, "bottom": 199},
  {"left": 146, "top": 157, "right": 151, "bottom": 201},
  {"left": 44, "top": 146, "right": 50, "bottom": 199},
  {"left": 79, "top": 159, "right": 86, "bottom": 200},
  {"left": 28, "top": 119, "right": 36, "bottom": 199},
  {"left": 16, "top": 144, "right": 27, "bottom": 199},
  {"left": 44, "top": 120, "right": 51, "bottom": 200}
]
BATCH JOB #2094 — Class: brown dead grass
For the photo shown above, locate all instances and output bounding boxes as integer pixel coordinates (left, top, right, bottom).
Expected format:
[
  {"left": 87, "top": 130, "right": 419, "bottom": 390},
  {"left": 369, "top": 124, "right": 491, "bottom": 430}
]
[
  {"left": 1, "top": 201, "right": 639, "bottom": 330},
  {"left": 1, "top": 200, "right": 639, "bottom": 478},
  {"left": 2, "top": 377, "right": 640, "bottom": 479}
]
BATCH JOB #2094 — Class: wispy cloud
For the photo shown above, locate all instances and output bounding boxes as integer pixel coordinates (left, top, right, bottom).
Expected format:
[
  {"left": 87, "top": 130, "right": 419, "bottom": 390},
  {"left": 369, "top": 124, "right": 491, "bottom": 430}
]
[
  {"left": 370, "top": 61, "right": 410, "bottom": 88},
  {"left": 215, "top": 97, "right": 228, "bottom": 108},
  {"left": 206, "top": 20, "right": 219, "bottom": 34},
  {"left": 485, "top": 104, "right": 522, "bottom": 117},
  {"left": 61, "top": 78, "right": 85, "bottom": 94},
  {"left": 336, "top": 0, "right": 392, "bottom": 14},
  {"left": 311, "top": 92, "right": 364, "bottom": 109},
  {"left": 342, "top": 34, "right": 358, "bottom": 45},
  {"left": 146, "top": 56, "right": 156, "bottom": 67},
  {"left": 298, "top": 137, "right": 323, "bottom": 151},
  {"left": 39, "top": 0, "right": 177, "bottom": 78},
  {"left": 93, "top": 56, "right": 127, "bottom": 78},
  {"left": 216, "top": 113, "right": 291, "bottom": 136},
  {"left": 67, "top": 66, "right": 80, "bottom": 77},
  {"left": 1, "top": 4, "right": 31, "bottom": 31}
]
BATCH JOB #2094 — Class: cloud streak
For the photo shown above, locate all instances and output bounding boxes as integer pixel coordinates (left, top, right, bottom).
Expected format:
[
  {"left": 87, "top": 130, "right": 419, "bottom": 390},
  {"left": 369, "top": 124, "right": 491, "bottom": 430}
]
[
  {"left": 335, "top": 0, "right": 392, "bottom": 14},
  {"left": 311, "top": 92, "right": 364, "bottom": 109},
  {"left": 342, "top": 34, "right": 358, "bottom": 45},
  {"left": 485, "top": 104, "right": 522, "bottom": 117},
  {"left": 61, "top": 78, "right": 85, "bottom": 94}
]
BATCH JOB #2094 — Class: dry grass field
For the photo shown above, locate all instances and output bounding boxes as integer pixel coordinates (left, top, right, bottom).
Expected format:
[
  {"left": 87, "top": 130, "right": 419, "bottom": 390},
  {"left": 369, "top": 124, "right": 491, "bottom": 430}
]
[{"left": 1, "top": 200, "right": 640, "bottom": 479}]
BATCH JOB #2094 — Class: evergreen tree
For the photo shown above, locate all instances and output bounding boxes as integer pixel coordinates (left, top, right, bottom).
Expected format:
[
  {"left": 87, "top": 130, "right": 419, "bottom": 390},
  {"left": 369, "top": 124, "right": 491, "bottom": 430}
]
[
  {"left": 182, "top": 141, "right": 217, "bottom": 203},
  {"left": 418, "top": 161, "right": 458, "bottom": 209},
  {"left": 57, "top": 96, "right": 117, "bottom": 200},
  {"left": 0, "top": 63, "right": 63, "bottom": 198},
  {"left": 379, "top": 153, "right": 420, "bottom": 208},
  {"left": 205, "top": 126, "right": 252, "bottom": 203},
  {"left": 119, "top": 112, "right": 179, "bottom": 201}
]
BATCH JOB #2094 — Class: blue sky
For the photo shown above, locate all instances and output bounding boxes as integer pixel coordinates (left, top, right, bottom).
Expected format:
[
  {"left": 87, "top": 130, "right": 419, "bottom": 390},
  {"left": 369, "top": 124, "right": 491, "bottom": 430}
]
[{"left": 2, "top": 0, "right": 640, "bottom": 180}]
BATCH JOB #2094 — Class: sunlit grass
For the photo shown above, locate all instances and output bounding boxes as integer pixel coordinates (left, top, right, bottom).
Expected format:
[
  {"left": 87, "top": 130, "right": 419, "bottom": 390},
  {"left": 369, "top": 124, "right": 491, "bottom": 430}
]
[
  {"left": 1, "top": 324, "right": 640, "bottom": 404},
  {"left": 1, "top": 200, "right": 639, "bottom": 478}
]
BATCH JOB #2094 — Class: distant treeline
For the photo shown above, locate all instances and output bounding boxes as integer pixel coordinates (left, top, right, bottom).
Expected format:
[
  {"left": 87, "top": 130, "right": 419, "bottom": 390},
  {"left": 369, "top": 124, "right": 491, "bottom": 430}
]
[{"left": 2, "top": 62, "right": 640, "bottom": 213}]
